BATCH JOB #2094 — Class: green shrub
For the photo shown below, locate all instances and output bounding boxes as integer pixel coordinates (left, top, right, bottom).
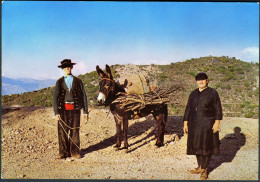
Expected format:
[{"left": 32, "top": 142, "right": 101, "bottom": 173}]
[
  {"left": 244, "top": 82, "right": 250, "bottom": 87},
  {"left": 225, "top": 84, "right": 231, "bottom": 90},
  {"left": 240, "top": 103, "right": 246, "bottom": 108},
  {"left": 254, "top": 88, "right": 259, "bottom": 96},
  {"left": 217, "top": 66, "right": 225, "bottom": 74},
  {"left": 189, "top": 71, "right": 196, "bottom": 77},
  {"left": 221, "top": 74, "right": 234, "bottom": 81},
  {"left": 244, "top": 111, "right": 255, "bottom": 118},
  {"left": 202, "top": 67, "right": 209, "bottom": 72},
  {"left": 227, "top": 65, "right": 234, "bottom": 72},
  {"left": 213, "top": 83, "right": 223, "bottom": 89}
]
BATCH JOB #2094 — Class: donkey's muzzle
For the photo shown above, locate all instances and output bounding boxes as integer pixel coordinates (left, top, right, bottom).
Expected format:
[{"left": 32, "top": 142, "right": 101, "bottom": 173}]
[{"left": 97, "top": 92, "right": 106, "bottom": 105}]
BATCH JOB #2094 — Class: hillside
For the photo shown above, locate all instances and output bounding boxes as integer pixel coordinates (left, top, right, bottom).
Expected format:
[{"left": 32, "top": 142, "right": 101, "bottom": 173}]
[{"left": 1, "top": 56, "right": 259, "bottom": 118}]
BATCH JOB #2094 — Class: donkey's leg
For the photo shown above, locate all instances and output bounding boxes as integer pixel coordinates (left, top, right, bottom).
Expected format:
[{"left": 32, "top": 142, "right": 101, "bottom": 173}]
[
  {"left": 122, "top": 115, "right": 129, "bottom": 149},
  {"left": 153, "top": 105, "right": 168, "bottom": 147},
  {"left": 113, "top": 114, "right": 122, "bottom": 148}
]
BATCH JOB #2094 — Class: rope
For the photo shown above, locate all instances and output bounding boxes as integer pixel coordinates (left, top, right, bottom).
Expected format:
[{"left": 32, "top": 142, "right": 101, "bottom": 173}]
[
  {"left": 58, "top": 119, "right": 81, "bottom": 151},
  {"left": 59, "top": 117, "right": 80, "bottom": 130},
  {"left": 56, "top": 110, "right": 92, "bottom": 151}
]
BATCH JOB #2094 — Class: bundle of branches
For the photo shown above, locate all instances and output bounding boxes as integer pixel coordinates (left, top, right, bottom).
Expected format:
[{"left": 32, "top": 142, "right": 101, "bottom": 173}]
[{"left": 112, "top": 86, "right": 180, "bottom": 112}]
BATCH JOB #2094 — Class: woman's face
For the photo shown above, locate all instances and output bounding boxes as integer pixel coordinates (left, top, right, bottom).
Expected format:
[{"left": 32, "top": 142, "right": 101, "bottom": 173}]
[{"left": 196, "top": 79, "right": 208, "bottom": 90}]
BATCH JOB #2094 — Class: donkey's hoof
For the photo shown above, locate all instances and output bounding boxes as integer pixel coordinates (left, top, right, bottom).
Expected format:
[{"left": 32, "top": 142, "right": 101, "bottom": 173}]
[
  {"left": 155, "top": 143, "right": 164, "bottom": 148},
  {"left": 175, "top": 135, "right": 180, "bottom": 141},
  {"left": 123, "top": 148, "right": 128, "bottom": 154},
  {"left": 114, "top": 147, "right": 119, "bottom": 151},
  {"left": 113, "top": 145, "right": 120, "bottom": 151}
]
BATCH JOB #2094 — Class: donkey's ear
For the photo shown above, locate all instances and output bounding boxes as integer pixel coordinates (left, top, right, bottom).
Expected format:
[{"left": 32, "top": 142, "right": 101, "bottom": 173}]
[
  {"left": 105, "top": 64, "right": 113, "bottom": 80},
  {"left": 123, "top": 79, "right": 128, "bottom": 87},
  {"left": 96, "top": 65, "right": 106, "bottom": 78}
]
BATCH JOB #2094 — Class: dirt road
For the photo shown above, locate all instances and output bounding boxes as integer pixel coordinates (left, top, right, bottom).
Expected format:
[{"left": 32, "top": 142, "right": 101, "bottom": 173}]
[{"left": 1, "top": 107, "right": 258, "bottom": 180}]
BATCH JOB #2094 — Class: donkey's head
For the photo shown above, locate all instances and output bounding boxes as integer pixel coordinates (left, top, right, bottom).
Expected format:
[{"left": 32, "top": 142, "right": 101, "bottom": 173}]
[{"left": 96, "top": 64, "right": 127, "bottom": 106}]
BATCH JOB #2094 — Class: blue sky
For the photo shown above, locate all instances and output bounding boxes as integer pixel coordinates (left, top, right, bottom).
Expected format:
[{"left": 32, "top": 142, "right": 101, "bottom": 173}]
[{"left": 2, "top": 1, "right": 259, "bottom": 79}]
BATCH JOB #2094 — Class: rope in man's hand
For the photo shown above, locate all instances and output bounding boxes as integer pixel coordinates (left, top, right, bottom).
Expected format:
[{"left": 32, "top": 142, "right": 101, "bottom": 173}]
[{"left": 54, "top": 109, "right": 92, "bottom": 151}]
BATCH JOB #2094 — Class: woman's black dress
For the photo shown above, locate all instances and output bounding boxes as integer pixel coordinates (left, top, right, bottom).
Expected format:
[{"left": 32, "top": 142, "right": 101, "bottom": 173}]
[{"left": 183, "top": 87, "right": 223, "bottom": 156}]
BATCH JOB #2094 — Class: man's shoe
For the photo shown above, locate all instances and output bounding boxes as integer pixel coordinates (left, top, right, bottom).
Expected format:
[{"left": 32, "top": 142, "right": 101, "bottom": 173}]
[
  {"left": 190, "top": 166, "right": 202, "bottom": 174},
  {"left": 72, "top": 153, "right": 81, "bottom": 159},
  {"left": 200, "top": 169, "right": 208, "bottom": 180}
]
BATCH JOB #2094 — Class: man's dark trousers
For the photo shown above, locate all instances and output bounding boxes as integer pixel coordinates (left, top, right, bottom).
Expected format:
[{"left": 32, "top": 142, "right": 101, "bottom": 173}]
[{"left": 58, "top": 109, "right": 80, "bottom": 157}]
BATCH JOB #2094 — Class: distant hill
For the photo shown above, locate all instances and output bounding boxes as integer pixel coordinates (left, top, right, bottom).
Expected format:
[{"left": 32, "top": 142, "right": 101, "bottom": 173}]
[
  {"left": 2, "top": 77, "right": 56, "bottom": 95},
  {"left": 1, "top": 56, "right": 259, "bottom": 118}
]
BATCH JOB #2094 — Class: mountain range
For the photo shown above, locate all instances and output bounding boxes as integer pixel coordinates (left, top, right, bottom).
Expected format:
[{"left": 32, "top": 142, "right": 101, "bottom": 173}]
[{"left": 2, "top": 77, "right": 56, "bottom": 95}]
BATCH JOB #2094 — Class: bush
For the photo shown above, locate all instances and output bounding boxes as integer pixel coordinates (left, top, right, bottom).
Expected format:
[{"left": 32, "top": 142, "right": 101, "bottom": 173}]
[
  {"left": 240, "top": 103, "right": 246, "bottom": 108},
  {"left": 240, "top": 101, "right": 250, "bottom": 108},
  {"left": 235, "top": 67, "right": 244, "bottom": 74},
  {"left": 217, "top": 66, "right": 225, "bottom": 74},
  {"left": 225, "top": 84, "right": 231, "bottom": 90},
  {"left": 244, "top": 111, "right": 256, "bottom": 118},
  {"left": 221, "top": 74, "right": 234, "bottom": 82},
  {"left": 202, "top": 67, "right": 209, "bottom": 72},
  {"left": 159, "top": 73, "right": 167, "bottom": 82},
  {"left": 189, "top": 71, "right": 196, "bottom": 77},
  {"left": 227, "top": 65, "right": 234, "bottom": 72},
  {"left": 244, "top": 82, "right": 250, "bottom": 87},
  {"left": 254, "top": 88, "right": 259, "bottom": 96}
]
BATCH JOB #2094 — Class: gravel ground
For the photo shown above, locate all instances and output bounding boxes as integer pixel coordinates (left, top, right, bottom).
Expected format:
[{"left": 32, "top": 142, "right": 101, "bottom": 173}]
[{"left": 1, "top": 107, "right": 258, "bottom": 180}]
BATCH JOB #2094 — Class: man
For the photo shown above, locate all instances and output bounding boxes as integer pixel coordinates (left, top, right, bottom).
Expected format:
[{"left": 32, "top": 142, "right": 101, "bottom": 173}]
[{"left": 53, "top": 59, "right": 88, "bottom": 159}]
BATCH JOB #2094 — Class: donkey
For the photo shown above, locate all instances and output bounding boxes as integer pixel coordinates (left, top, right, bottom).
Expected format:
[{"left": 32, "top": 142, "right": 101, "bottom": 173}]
[{"left": 96, "top": 65, "right": 168, "bottom": 150}]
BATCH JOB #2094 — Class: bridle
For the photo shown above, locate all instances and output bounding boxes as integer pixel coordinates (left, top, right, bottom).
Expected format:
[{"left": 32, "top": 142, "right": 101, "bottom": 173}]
[{"left": 100, "top": 77, "right": 116, "bottom": 99}]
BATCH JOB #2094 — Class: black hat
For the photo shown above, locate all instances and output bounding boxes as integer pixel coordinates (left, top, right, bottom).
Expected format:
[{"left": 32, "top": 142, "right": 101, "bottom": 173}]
[
  {"left": 195, "top": 72, "right": 208, "bottom": 81},
  {"left": 58, "top": 59, "right": 76, "bottom": 68}
]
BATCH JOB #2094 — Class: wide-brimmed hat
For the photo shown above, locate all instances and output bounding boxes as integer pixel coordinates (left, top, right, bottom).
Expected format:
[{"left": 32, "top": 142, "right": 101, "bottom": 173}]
[
  {"left": 195, "top": 72, "right": 208, "bottom": 80},
  {"left": 58, "top": 59, "right": 76, "bottom": 68}
]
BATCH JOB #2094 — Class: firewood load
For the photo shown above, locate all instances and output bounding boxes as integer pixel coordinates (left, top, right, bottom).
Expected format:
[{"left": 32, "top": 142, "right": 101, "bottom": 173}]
[
  {"left": 112, "top": 86, "right": 180, "bottom": 112},
  {"left": 117, "top": 74, "right": 150, "bottom": 95}
]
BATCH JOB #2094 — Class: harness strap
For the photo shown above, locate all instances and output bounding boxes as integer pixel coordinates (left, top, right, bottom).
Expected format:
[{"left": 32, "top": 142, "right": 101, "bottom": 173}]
[{"left": 102, "top": 77, "right": 112, "bottom": 81}]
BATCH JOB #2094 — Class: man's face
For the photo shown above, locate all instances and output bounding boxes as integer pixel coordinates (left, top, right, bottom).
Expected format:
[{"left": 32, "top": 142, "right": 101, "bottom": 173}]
[
  {"left": 196, "top": 79, "right": 208, "bottom": 89},
  {"left": 63, "top": 66, "right": 72, "bottom": 75}
]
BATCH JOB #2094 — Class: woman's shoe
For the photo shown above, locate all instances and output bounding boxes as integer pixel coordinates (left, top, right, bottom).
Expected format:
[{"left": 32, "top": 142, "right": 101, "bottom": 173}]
[
  {"left": 189, "top": 166, "right": 202, "bottom": 174},
  {"left": 200, "top": 169, "right": 208, "bottom": 180}
]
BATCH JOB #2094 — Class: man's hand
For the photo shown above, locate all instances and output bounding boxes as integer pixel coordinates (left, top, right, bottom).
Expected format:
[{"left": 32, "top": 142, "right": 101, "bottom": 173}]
[
  {"left": 55, "top": 114, "right": 61, "bottom": 121},
  {"left": 183, "top": 121, "right": 188, "bottom": 135},
  {"left": 212, "top": 120, "right": 220, "bottom": 133}
]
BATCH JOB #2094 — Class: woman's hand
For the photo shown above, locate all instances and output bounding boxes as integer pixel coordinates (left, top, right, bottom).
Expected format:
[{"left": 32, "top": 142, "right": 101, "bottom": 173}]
[
  {"left": 183, "top": 121, "right": 188, "bottom": 134},
  {"left": 212, "top": 120, "right": 220, "bottom": 133}
]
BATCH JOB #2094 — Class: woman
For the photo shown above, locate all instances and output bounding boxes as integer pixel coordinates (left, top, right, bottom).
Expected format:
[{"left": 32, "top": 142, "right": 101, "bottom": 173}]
[{"left": 183, "top": 72, "right": 223, "bottom": 180}]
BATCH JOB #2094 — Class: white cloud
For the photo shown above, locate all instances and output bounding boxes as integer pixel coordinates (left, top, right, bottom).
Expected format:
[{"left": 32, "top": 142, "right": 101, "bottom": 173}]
[
  {"left": 73, "top": 61, "right": 92, "bottom": 76},
  {"left": 240, "top": 47, "right": 259, "bottom": 62}
]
